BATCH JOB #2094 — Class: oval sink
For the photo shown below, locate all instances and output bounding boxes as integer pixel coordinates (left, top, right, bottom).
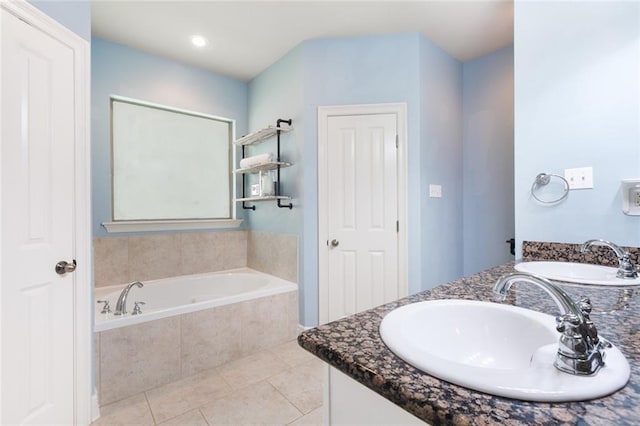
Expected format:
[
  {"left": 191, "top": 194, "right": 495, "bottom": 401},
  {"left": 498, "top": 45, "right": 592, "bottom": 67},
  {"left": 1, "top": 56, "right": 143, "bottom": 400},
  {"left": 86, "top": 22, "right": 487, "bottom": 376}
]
[
  {"left": 514, "top": 261, "right": 640, "bottom": 286},
  {"left": 379, "top": 299, "right": 629, "bottom": 402}
]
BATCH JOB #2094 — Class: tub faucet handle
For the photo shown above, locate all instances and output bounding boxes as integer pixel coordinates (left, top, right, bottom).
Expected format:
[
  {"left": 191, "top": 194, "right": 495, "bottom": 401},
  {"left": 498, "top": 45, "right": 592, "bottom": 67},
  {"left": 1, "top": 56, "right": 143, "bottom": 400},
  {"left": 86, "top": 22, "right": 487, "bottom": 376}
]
[
  {"left": 97, "top": 300, "right": 111, "bottom": 314},
  {"left": 132, "top": 301, "right": 145, "bottom": 315}
]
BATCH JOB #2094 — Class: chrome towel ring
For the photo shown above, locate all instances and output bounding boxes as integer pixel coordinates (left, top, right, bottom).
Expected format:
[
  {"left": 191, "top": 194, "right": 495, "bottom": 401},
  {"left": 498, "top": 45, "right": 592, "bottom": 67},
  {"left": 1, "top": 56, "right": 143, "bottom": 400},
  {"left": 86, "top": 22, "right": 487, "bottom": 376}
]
[{"left": 531, "top": 173, "right": 569, "bottom": 204}]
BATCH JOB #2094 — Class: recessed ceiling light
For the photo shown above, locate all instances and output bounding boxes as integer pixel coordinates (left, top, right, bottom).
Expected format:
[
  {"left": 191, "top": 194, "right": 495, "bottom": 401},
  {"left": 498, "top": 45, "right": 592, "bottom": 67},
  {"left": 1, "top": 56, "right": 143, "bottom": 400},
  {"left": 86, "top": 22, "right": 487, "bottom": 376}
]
[{"left": 190, "top": 35, "right": 208, "bottom": 48}]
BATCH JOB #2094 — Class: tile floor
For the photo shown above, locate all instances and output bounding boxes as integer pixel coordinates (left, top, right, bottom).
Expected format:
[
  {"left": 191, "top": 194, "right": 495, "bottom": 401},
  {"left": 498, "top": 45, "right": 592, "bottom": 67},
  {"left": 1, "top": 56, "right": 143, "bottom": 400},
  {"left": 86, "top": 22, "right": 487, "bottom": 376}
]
[{"left": 92, "top": 340, "right": 323, "bottom": 426}]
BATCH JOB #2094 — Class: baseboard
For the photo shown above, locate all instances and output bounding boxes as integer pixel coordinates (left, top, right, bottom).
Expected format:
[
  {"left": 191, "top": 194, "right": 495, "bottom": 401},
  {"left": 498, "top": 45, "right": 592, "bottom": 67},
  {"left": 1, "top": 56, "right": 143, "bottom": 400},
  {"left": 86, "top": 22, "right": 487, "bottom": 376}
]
[
  {"left": 297, "top": 323, "right": 313, "bottom": 334},
  {"left": 91, "top": 389, "right": 100, "bottom": 422}
]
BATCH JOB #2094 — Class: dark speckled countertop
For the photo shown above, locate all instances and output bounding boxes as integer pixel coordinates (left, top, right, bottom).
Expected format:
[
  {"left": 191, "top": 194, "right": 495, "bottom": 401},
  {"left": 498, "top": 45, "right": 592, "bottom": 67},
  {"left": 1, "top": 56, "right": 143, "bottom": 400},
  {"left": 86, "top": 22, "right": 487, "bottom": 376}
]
[{"left": 298, "top": 262, "right": 640, "bottom": 425}]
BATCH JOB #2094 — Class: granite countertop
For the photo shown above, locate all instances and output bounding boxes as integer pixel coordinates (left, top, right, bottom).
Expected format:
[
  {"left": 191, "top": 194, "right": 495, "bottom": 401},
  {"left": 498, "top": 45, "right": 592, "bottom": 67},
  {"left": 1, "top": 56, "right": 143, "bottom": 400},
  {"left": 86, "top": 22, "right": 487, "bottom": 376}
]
[{"left": 298, "top": 262, "right": 640, "bottom": 425}]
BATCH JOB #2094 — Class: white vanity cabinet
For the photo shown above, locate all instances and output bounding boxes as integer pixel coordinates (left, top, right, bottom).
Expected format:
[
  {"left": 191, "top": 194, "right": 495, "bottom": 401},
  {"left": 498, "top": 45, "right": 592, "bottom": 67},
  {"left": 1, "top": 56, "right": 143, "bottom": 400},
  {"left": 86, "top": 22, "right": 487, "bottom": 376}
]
[{"left": 324, "top": 366, "right": 427, "bottom": 425}]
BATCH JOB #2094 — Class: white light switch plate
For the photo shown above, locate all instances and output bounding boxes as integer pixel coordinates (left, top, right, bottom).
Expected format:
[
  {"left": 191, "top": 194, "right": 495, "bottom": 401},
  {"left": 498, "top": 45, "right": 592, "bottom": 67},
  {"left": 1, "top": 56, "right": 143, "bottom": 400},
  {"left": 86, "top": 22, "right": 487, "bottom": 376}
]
[
  {"left": 429, "top": 184, "right": 442, "bottom": 198},
  {"left": 564, "top": 167, "right": 593, "bottom": 189}
]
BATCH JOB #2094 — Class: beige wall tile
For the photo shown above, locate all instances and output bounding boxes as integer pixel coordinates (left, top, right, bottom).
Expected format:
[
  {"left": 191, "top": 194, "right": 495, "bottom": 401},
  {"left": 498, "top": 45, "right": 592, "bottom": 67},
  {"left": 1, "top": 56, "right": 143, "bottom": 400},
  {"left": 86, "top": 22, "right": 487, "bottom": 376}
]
[
  {"left": 247, "top": 231, "right": 298, "bottom": 283},
  {"left": 240, "top": 294, "right": 293, "bottom": 355},
  {"left": 200, "top": 381, "right": 301, "bottom": 425},
  {"left": 94, "top": 231, "right": 248, "bottom": 291},
  {"left": 268, "top": 362, "right": 323, "bottom": 414},
  {"left": 179, "top": 233, "right": 226, "bottom": 275},
  {"left": 220, "top": 230, "right": 248, "bottom": 270},
  {"left": 100, "top": 317, "right": 181, "bottom": 405},
  {"left": 94, "top": 237, "right": 129, "bottom": 287},
  {"left": 181, "top": 304, "right": 242, "bottom": 376},
  {"left": 286, "top": 290, "right": 299, "bottom": 338},
  {"left": 146, "top": 368, "right": 231, "bottom": 423},
  {"left": 92, "top": 393, "right": 154, "bottom": 426},
  {"left": 128, "top": 234, "right": 182, "bottom": 281}
]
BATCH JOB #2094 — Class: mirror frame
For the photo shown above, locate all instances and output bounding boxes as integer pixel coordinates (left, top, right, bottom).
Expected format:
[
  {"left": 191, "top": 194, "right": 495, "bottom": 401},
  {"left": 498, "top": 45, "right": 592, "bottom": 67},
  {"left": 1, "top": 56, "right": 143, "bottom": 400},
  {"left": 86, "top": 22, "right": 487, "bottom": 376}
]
[{"left": 102, "top": 95, "right": 242, "bottom": 232}]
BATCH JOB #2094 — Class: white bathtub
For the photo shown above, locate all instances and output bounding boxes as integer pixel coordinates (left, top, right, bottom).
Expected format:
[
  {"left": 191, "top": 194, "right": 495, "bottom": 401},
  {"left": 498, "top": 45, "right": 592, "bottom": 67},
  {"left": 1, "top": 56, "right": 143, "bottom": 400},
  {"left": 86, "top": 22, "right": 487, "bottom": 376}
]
[{"left": 94, "top": 267, "right": 297, "bottom": 332}]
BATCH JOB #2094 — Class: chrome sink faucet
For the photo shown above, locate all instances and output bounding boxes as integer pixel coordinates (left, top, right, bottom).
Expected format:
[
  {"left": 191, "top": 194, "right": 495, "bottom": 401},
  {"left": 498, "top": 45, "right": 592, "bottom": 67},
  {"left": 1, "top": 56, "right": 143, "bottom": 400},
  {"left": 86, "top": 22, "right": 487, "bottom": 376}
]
[
  {"left": 580, "top": 239, "right": 638, "bottom": 279},
  {"left": 494, "top": 272, "right": 611, "bottom": 376},
  {"left": 114, "top": 281, "right": 143, "bottom": 315}
]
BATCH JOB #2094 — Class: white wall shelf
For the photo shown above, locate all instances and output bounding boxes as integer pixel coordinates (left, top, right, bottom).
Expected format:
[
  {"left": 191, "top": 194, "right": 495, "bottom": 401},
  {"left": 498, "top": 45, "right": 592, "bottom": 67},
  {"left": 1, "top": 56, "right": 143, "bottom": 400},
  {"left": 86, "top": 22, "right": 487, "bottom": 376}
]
[
  {"left": 233, "top": 161, "right": 291, "bottom": 175},
  {"left": 235, "top": 118, "right": 293, "bottom": 210},
  {"left": 235, "top": 195, "right": 291, "bottom": 202},
  {"left": 234, "top": 124, "right": 292, "bottom": 146}
]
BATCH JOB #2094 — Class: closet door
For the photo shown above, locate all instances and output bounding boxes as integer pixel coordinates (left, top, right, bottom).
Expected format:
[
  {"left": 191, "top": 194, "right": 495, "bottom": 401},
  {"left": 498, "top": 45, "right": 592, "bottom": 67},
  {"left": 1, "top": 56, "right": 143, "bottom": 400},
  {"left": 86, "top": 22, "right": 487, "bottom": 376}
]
[{"left": 324, "top": 113, "right": 399, "bottom": 322}]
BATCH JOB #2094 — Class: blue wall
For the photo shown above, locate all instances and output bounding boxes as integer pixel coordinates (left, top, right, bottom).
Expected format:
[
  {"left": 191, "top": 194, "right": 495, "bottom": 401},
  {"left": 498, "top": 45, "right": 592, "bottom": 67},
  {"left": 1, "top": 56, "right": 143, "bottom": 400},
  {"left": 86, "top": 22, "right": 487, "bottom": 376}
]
[
  {"left": 246, "top": 45, "right": 304, "bottom": 235},
  {"left": 247, "top": 33, "right": 465, "bottom": 326},
  {"left": 301, "top": 34, "right": 424, "bottom": 326},
  {"left": 514, "top": 1, "right": 640, "bottom": 254},
  {"left": 28, "top": 0, "right": 90, "bottom": 40},
  {"left": 246, "top": 45, "right": 306, "bottom": 321},
  {"left": 419, "top": 37, "right": 464, "bottom": 288},
  {"left": 91, "top": 38, "right": 248, "bottom": 237},
  {"left": 463, "top": 46, "right": 514, "bottom": 274}
]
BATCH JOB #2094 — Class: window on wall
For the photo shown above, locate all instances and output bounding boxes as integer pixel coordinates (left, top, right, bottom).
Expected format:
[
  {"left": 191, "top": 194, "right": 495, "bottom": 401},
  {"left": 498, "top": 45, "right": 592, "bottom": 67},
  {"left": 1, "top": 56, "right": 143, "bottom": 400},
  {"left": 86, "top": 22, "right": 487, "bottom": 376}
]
[{"left": 104, "top": 96, "right": 240, "bottom": 232}]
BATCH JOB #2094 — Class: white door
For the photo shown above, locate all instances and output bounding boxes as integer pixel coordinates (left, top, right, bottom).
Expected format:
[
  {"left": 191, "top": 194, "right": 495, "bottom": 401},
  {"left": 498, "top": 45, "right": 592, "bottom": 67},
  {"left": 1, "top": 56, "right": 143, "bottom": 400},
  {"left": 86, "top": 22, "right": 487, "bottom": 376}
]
[
  {"left": 1, "top": 8, "right": 77, "bottom": 424},
  {"left": 324, "top": 113, "right": 399, "bottom": 322}
]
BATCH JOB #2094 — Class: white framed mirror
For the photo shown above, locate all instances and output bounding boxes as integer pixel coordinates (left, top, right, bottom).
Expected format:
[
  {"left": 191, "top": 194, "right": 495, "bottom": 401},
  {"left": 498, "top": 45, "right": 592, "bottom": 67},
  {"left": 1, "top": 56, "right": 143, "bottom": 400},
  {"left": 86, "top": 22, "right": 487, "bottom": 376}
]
[{"left": 102, "top": 96, "right": 241, "bottom": 232}]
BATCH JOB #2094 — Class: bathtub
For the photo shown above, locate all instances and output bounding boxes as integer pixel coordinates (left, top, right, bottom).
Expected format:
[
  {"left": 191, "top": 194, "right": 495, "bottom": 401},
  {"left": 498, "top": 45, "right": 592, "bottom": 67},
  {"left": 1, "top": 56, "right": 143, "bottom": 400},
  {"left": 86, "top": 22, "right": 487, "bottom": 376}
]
[
  {"left": 94, "top": 267, "right": 297, "bottom": 332},
  {"left": 95, "top": 267, "right": 299, "bottom": 405}
]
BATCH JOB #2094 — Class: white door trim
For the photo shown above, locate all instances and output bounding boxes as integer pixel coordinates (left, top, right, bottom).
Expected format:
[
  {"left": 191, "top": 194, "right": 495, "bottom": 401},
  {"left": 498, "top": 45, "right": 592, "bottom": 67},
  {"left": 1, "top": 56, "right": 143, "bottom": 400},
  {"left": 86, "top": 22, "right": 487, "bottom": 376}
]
[
  {"left": 318, "top": 103, "right": 408, "bottom": 325},
  {"left": 0, "top": 1, "right": 92, "bottom": 423}
]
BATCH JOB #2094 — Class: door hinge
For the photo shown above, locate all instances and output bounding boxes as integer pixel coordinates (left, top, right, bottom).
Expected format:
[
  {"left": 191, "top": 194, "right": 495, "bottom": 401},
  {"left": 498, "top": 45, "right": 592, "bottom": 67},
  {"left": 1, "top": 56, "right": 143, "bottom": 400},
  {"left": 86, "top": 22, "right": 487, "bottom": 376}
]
[
  {"left": 396, "top": 220, "right": 399, "bottom": 233},
  {"left": 395, "top": 135, "right": 399, "bottom": 149}
]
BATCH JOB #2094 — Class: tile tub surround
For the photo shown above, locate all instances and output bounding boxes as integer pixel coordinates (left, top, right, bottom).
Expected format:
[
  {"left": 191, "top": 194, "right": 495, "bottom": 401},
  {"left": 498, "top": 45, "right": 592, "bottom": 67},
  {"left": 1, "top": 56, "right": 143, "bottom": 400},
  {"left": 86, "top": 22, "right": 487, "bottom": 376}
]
[
  {"left": 247, "top": 231, "right": 298, "bottom": 283},
  {"left": 98, "top": 290, "right": 298, "bottom": 406},
  {"left": 93, "top": 231, "right": 248, "bottom": 287},
  {"left": 299, "top": 263, "right": 640, "bottom": 425},
  {"left": 522, "top": 240, "right": 640, "bottom": 267}
]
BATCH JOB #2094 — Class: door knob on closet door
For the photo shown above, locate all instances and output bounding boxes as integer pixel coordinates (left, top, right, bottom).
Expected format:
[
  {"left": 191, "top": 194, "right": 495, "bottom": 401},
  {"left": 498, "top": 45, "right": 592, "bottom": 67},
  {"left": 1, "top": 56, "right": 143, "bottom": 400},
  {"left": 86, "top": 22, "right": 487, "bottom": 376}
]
[
  {"left": 330, "top": 239, "right": 339, "bottom": 248},
  {"left": 55, "top": 259, "right": 77, "bottom": 275}
]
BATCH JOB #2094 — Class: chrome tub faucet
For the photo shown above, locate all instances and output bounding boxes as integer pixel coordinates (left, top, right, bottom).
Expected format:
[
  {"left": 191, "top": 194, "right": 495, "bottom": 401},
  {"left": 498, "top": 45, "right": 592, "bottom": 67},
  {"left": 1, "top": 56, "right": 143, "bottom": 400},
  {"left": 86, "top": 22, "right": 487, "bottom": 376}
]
[
  {"left": 580, "top": 239, "right": 638, "bottom": 279},
  {"left": 494, "top": 272, "right": 611, "bottom": 376},
  {"left": 114, "top": 281, "right": 144, "bottom": 315}
]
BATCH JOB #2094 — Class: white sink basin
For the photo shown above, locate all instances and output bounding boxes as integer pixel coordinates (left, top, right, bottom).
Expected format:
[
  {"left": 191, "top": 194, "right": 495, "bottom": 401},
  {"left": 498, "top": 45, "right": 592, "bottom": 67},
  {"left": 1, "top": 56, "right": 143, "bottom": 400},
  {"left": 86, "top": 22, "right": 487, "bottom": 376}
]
[
  {"left": 379, "top": 299, "right": 630, "bottom": 402},
  {"left": 515, "top": 261, "right": 640, "bottom": 286}
]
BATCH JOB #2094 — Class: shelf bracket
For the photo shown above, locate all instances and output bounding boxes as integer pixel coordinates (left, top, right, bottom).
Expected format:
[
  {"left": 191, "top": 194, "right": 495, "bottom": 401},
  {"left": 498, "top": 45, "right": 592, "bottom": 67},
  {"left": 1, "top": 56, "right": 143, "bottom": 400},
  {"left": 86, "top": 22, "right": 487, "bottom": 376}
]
[
  {"left": 240, "top": 145, "right": 256, "bottom": 210},
  {"left": 277, "top": 198, "right": 293, "bottom": 209},
  {"left": 275, "top": 119, "right": 293, "bottom": 209}
]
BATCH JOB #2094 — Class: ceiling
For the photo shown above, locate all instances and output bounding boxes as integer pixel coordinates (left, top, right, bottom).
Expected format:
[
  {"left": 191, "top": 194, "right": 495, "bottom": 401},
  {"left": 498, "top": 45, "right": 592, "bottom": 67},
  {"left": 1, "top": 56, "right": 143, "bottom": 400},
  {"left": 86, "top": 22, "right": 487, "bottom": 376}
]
[{"left": 91, "top": 1, "right": 514, "bottom": 82}]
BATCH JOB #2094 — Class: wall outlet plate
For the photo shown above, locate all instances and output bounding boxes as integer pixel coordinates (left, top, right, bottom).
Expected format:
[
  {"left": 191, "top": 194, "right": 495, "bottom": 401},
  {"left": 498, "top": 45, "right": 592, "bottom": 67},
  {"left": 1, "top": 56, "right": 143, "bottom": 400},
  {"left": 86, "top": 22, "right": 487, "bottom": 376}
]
[
  {"left": 564, "top": 167, "right": 593, "bottom": 189},
  {"left": 621, "top": 179, "right": 640, "bottom": 216},
  {"left": 250, "top": 183, "right": 261, "bottom": 196}
]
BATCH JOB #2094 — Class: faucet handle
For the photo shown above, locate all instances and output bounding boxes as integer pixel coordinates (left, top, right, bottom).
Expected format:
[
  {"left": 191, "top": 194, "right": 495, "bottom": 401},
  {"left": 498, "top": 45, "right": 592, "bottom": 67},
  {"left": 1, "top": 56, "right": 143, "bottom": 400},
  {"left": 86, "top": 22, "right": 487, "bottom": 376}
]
[
  {"left": 132, "top": 301, "right": 145, "bottom": 315},
  {"left": 556, "top": 313, "right": 580, "bottom": 333},
  {"left": 579, "top": 298, "right": 592, "bottom": 316},
  {"left": 617, "top": 254, "right": 638, "bottom": 279},
  {"left": 97, "top": 300, "right": 112, "bottom": 314}
]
